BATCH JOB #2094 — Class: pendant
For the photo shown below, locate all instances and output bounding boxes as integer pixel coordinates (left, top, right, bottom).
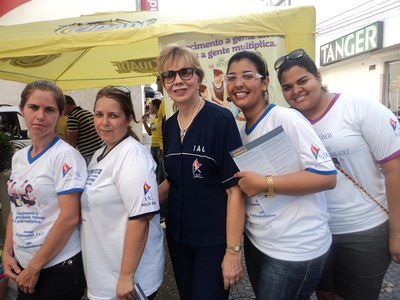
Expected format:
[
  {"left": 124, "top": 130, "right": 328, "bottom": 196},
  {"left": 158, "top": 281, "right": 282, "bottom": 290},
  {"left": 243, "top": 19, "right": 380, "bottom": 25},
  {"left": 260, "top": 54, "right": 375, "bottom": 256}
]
[{"left": 180, "top": 129, "right": 186, "bottom": 140}]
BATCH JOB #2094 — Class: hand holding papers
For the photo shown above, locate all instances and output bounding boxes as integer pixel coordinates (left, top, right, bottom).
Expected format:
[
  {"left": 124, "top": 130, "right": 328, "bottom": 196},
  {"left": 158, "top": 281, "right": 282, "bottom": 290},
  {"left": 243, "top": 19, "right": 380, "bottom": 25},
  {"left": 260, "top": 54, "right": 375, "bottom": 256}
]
[
  {"left": 111, "top": 283, "right": 147, "bottom": 300},
  {"left": 230, "top": 126, "right": 301, "bottom": 214}
]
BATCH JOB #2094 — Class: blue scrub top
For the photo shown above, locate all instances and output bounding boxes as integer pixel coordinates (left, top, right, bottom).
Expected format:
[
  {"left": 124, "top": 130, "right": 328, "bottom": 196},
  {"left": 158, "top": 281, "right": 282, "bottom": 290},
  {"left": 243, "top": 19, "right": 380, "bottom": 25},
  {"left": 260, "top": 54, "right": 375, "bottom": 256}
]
[{"left": 163, "top": 100, "right": 242, "bottom": 246}]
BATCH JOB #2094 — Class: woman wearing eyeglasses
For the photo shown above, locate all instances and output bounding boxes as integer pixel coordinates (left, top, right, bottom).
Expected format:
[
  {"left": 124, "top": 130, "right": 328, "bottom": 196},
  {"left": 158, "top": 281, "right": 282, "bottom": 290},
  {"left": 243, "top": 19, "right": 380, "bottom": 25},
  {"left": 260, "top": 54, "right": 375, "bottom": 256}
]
[
  {"left": 276, "top": 49, "right": 400, "bottom": 300},
  {"left": 80, "top": 86, "right": 164, "bottom": 300},
  {"left": 157, "top": 44, "right": 245, "bottom": 300},
  {"left": 225, "top": 50, "right": 337, "bottom": 300}
]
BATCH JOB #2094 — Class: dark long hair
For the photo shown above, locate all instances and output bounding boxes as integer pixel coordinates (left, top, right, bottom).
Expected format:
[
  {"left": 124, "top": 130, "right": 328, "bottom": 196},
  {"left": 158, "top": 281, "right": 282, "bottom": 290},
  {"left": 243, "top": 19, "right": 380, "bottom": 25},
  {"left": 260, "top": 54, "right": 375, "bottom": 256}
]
[{"left": 227, "top": 51, "right": 270, "bottom": 102}]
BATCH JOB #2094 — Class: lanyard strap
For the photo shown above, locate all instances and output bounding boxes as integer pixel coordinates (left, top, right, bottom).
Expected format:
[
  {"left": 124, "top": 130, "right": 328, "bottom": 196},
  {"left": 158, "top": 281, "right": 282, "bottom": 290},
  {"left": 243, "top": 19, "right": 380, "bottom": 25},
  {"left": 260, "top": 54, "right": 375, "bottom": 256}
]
[{"left": 335, "top": 163, "right": 389, "bottom": 215}]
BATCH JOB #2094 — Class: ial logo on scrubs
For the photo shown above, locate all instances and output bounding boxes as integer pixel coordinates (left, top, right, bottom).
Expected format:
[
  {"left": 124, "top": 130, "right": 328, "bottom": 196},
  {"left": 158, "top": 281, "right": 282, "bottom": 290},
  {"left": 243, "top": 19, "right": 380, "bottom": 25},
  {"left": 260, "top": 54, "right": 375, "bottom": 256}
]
[{"left": 192, "top": 159, "right": 203, "bottom": 179}]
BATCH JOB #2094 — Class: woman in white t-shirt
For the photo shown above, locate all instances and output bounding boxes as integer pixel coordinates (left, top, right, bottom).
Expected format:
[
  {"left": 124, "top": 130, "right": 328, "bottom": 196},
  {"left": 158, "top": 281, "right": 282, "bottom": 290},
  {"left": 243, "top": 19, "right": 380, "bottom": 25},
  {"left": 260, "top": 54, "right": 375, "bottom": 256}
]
[
  {"left": 3, "top": 80, "right": 87, "bottom": 299},
  {"left": 276, "top": 48, "right": 400, "bottom": 300},
  {"left": 80, "top": 85, "right": 164, "bottom": 300},
  {"left": 226, "top": 50, "right": 337, "bottom": 300}
]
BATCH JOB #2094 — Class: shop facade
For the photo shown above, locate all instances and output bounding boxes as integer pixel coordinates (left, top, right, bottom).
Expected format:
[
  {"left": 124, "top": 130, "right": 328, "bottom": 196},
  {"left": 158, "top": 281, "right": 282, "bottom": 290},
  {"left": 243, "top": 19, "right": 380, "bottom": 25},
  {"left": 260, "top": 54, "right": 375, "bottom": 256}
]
[{"left": 316, "top": 11, "right": 400, "bottom": 117}]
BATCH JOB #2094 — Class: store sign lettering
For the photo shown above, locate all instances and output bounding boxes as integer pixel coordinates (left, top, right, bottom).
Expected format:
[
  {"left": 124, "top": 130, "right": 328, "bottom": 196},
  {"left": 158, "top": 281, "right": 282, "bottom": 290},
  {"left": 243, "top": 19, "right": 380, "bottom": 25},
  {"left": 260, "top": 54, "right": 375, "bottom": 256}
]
[{"left": 320, "top": 21, "right": 383, "bottom": 66}]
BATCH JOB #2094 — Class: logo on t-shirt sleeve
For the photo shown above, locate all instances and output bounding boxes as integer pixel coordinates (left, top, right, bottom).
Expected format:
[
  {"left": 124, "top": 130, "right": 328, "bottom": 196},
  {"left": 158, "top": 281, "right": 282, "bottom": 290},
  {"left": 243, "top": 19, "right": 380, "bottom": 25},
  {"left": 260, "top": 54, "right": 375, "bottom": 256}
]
[
  {"left": 142, "top": 182, "right": 156, "bottom": 207},
  {"left": 62, "top": 163, "right": 72, "bottom": 177},
  {"left": 390, "top": 118, "right": 397, "bottom": 131},
  {"left": 311, "top": 145, "right": 320, "bottom": 160},
  {"left": 143, "top": 182, "right": 151, "bottom": 195}
]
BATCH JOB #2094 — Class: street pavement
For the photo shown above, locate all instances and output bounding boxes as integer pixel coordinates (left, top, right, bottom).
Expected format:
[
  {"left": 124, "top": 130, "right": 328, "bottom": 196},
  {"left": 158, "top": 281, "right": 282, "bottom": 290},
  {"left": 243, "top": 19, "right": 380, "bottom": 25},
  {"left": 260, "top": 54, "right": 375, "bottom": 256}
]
[
  {"left": 4, "top": 228, "right": 400, "bottom": 300},
  {"left": 157, "top": 228, "right": 400, "bottom": 300}
]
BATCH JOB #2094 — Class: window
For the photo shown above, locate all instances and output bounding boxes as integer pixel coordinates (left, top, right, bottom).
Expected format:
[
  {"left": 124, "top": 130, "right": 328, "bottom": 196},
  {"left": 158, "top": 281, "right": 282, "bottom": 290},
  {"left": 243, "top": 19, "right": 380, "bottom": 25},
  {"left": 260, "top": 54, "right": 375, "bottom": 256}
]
[{"left": 387, "top": 60, "right": 400, "bottom": 119}]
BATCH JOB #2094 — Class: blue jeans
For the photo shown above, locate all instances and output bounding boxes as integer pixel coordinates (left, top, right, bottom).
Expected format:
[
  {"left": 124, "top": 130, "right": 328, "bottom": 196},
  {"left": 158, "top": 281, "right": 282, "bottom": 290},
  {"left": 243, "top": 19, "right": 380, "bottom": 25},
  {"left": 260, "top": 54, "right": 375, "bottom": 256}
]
[
  {"left": 317, "top": 221, "right": 391, "bottom": 300},
  {"left": 244, "top": 235, "right": 328, "bottom": 300}
]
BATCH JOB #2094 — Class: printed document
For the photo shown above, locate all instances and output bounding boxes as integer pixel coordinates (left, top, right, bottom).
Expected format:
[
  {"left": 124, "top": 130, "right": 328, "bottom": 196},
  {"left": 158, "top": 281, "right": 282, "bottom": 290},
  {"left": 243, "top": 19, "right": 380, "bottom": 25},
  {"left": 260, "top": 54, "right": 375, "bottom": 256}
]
[{"left": 230, "top": 125, "right": 302, "bottom": 214}]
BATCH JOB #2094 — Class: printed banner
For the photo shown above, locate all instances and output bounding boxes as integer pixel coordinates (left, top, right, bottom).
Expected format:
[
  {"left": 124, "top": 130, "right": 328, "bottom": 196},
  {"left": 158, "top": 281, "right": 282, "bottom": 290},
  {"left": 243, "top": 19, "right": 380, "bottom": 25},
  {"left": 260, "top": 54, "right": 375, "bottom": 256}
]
[{"left": 160, "top": 33, "right": 287, "bottom": 122}]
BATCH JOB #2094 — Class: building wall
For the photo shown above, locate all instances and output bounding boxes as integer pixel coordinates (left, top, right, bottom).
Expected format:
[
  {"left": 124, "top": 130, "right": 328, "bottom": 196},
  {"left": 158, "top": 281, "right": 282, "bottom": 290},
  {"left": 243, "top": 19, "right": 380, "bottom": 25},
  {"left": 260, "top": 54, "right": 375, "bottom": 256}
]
[
  {"left": 320, "top": 53, "right": 383, "bottom": 102},
  {"left": 315, "top": 1, "right": 400, "bottom": 107}
]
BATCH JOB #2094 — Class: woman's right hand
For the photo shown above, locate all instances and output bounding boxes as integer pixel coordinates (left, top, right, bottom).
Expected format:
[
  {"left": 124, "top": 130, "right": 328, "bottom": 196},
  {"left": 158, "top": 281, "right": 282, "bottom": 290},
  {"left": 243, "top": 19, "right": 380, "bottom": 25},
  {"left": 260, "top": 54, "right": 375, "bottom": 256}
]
[
  {"left": 235, "top": 171, "right": 266, "bottom": 197},
  {"left": 116, "top": 273, "right": 135, "bottom": 300},
  {"left": 2, "top": 249, "right": 21, "bottom": 281}
]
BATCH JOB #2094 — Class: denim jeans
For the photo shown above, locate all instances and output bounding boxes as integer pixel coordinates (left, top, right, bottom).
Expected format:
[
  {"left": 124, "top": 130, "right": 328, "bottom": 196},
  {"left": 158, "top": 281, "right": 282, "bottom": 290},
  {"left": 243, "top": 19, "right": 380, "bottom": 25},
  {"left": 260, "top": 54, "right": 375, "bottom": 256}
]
[
  {"left": 317, "top": 221, "right": 391, "bottom": 300},
  {"left": 244, "top": 235, "right": 328, "bottom": 300},
  {"left": 17, "top": 252, "right": 86, "bottom": 300}
]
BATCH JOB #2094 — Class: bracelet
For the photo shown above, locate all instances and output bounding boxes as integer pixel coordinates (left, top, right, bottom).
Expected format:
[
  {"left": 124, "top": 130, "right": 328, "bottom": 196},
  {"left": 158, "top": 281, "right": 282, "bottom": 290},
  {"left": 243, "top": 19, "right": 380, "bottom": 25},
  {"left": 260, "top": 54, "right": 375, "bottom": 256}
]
[
  {"left": 226, "top": 245, "right": 242, "bottom": 252},
  {"left": 265, "top": 175, "right": 274, "bottom": 198}
]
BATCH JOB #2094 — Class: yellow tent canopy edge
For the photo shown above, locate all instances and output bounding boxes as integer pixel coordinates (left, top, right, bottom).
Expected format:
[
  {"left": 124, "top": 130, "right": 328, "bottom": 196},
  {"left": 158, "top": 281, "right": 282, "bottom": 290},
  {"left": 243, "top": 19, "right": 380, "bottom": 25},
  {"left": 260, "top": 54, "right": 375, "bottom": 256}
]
[
  {"left": 0, "top": 6, "right": 316, "bottom": 59},
  {"left": 0, "top": 6, "right": 315, "bottom": 89}
]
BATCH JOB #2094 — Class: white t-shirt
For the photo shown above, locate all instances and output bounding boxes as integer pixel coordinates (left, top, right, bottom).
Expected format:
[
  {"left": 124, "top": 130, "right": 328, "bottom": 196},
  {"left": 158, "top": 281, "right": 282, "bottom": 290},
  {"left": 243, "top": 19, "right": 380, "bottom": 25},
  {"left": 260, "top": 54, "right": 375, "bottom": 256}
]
[
  {"left": 81, "top": 136, "right": 164, "bottom": 299},
  {"left": 8, "top": 137, "right": 87, "bottom": 268},
  {"left": 242, "top": 104, "right": 335, "bottom": 261},
  {"left": 309, "top": 94, "right": 400, "bottom": 234}
]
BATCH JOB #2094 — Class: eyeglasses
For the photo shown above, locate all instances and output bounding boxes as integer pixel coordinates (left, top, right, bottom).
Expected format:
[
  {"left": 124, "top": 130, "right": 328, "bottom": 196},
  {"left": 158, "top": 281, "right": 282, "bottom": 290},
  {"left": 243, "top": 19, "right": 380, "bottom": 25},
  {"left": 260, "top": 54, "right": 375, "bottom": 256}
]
[
  {"left": 274, "top": 48, "right": 306, "bottom": 71},
  {"left": 160, "top": 67, "right": 195, "bottom": 84},
  {"left": 224, "top": 72, "right": 264, "bottom": 85}
]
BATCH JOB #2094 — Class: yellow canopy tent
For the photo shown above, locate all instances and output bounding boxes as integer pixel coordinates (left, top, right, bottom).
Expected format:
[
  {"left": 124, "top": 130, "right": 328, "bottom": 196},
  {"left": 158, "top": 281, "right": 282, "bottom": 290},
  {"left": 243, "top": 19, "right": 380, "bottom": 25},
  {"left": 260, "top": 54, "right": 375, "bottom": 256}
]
[{"left": 0, "top": 6, "right": 315, "bottom": 90}]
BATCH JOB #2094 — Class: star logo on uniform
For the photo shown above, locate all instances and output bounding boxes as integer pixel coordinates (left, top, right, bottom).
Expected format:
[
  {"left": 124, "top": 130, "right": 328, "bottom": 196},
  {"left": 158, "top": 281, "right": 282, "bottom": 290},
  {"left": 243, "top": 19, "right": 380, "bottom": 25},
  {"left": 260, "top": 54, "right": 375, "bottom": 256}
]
[
  {"left": 390, "top": 118, "right": 397, "bottom": 131},
  {"left": 143, "top": 182, "right": 151, "bottom": 195},
  {"left": 311, "top": 145, "right": 319, "bottom": 160},
  {"left": 62, "top": 163, "right": 71, "bottom": 177}
]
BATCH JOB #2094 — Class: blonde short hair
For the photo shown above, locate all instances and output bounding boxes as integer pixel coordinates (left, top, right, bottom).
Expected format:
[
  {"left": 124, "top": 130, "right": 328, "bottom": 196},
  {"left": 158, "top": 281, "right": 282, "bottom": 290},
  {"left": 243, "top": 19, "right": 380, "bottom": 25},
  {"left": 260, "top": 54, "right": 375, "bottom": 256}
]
[{"left": 157, "top": 44, "right": 204, "bottom": 83}]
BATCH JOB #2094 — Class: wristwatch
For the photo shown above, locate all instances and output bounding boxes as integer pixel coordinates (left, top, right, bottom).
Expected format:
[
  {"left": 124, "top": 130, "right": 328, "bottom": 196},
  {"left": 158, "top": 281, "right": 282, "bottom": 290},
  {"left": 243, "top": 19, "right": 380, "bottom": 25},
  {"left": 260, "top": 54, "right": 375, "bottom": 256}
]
[{"left": 226, "top": 245, "right": 242, "bottom": 252}]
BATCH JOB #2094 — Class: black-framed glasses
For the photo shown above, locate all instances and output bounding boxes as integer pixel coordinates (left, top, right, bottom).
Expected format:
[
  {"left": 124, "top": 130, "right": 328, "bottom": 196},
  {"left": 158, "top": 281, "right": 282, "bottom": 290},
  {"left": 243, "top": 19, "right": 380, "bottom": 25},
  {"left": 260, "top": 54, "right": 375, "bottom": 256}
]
[
  {"left": 224, "top": 72, "right": 264, "bottom": 85},
  {"left": 274, "top": 48, "right": 306, "bottom": 71},
  {"left": 160, "top": 67, "right": 195, "bottom": 84},
  {"left": 108, "top": 85, "right": 131, "bottom": 96}
]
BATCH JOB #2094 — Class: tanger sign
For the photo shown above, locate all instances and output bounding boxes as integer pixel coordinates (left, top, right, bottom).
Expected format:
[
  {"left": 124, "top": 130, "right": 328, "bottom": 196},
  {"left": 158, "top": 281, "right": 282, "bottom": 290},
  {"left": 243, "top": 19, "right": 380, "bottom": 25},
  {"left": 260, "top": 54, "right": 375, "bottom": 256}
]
[{"left": 320, "top": 21, "right": 383, "bottom": 66}]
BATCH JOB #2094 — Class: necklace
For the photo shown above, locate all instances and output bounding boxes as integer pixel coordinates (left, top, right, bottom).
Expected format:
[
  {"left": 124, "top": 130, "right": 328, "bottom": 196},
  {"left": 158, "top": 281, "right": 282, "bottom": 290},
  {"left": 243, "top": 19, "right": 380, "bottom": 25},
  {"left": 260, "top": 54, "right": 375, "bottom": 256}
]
[{"left": 177, "top": 98, "right": 202, "bottom": 142}]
